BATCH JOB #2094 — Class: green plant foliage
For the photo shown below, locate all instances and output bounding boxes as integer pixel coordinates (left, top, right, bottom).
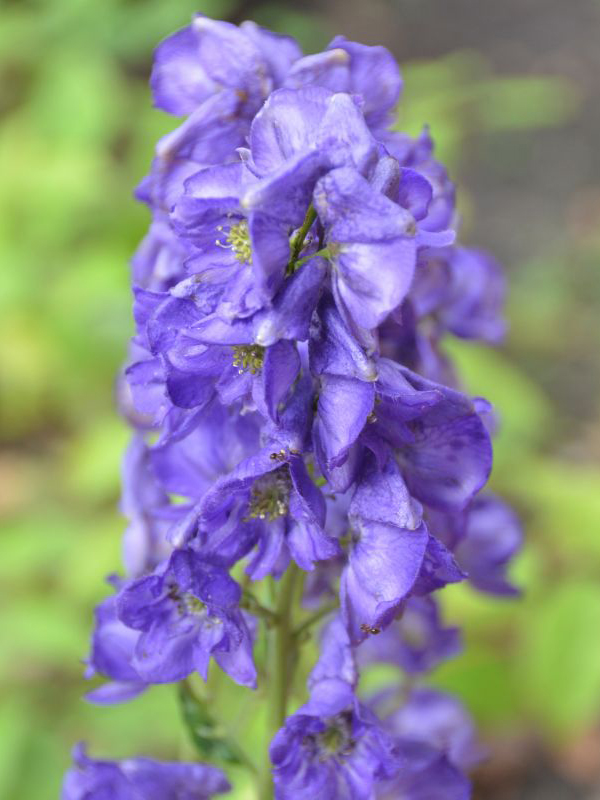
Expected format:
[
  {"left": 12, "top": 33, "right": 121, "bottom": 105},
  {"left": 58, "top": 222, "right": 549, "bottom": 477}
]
[{"left": 518, "top": 581, "right": 600, "bottom": 733}]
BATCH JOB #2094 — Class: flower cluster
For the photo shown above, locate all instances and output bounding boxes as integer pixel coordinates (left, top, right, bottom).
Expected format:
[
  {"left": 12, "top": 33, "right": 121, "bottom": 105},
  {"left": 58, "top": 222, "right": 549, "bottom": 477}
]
[{"left": 64, "top": 14, "right": 522, "bottom": 800}]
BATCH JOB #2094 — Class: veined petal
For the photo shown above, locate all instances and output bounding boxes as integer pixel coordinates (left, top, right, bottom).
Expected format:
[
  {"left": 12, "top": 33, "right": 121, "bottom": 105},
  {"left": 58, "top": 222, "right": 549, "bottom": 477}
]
[
  {"left": 341, "top": 520, "right": 428, "bottom": 643},
  {"left": 332, "top": 238, "right": 417, "bottom": 330},
  {"left": 350, "top": 456, "right": 422, "bottom": 530},
  {"left": 309, "top": 297, "right": 378, "bottom": 380},
  {"left": 317, "top": 375, "right": 374, "bottom": 468},
  {"left": 249, "top": 86, "right": 333, "bottom": 174},
  {"left": 150, "top": 25, "right": 213, "bottom": 115}
]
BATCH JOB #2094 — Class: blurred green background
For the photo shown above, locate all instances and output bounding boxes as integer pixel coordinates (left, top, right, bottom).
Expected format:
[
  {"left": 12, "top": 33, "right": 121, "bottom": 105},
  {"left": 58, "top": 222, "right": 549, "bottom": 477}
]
[{"left": 1, "top": 1, "right": 600, "bottom": 798}]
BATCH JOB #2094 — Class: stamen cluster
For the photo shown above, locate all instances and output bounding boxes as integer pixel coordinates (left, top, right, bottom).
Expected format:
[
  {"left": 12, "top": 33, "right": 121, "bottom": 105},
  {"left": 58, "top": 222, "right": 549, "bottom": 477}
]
[{"left": 63, "top": 14, "right": 522, "bottom": 800}]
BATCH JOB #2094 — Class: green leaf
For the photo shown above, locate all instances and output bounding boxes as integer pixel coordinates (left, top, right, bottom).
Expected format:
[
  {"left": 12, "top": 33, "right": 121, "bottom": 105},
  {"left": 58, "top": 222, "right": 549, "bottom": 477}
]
[
  {"left": 179, "top": 682, "right": 253, "bottom": 771},
  {"left": 518, "top": 581, "right": 600, "bottom": 734}
]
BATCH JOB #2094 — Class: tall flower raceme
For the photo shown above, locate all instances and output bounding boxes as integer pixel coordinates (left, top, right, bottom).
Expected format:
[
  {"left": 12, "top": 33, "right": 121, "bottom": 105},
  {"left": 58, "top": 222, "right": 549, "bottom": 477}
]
[{"left": 63, "top": 15, "right": 523, "bottom": 800}]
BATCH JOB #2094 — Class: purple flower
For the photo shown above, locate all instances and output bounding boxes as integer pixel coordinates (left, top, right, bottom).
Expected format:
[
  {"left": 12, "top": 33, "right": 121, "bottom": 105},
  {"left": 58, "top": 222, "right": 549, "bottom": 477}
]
[
  {"left": 127, "top": 258, "right": 323, "bottom": 421},
  {"left": 429, "top": 493, "right": 522, "bottom": 596},
  {"left": 62, "top": 743, "right": 230, "bottom": 799},
  {"left": 73, "top": 17, "right": 517, "bottom": 798},
  {"left": 131, "top": 215, "right": 188, "bottom": 292},
  {"left": 84, "top": 591, "right": 148, "bottom": 705},
  {"left": 456, "top": 495, "right": 522, "bottom": 595},
  {"left": 171, "top": 161, "right": 293, "bottom": 302},
  {"left": 116, "top": 548, "right": 257, "bottom": 687},
  {"left": 271, "top": 679, "right": 401, "bottom": 799},
  {"left": 375, "top": 739, "right": 471, "bottom": 800},
  {"left": 340, "top": 455, "right": 428, "bottom": 643},
  {"left": 357, "top": 596, "right": 462, "bottom": 674},
  {"left": 410, "top": 246, "right": 506, "bottom": 343},
  {"left": 372, "top": 369, "right": 493, "bottom": 512},
  {"left": 246, "top": 87, "right": 378, "bottom": 179},
  {"left": 195, "top": 423, "right": 340, "bottom": 578},
  {"left": 313, "top": 167, "right": 417, "bottom": 331},
  {"left": 382, "top": 127, "right": 457, "bottom": 233},
  {"left": 283, "top": 37, "right": 402, "bottom": 130},
  {"left": 311, "top": 323, "right": 492, "bottom": 509},
  {"left": 120, "top": 436, "right": 172, "bottom": 578},
  {"left": 151, "top": 16, "right": 301, "bottom": 116},
  {"left": 385, "top": 689, "right": 484, "bottom": 771}
]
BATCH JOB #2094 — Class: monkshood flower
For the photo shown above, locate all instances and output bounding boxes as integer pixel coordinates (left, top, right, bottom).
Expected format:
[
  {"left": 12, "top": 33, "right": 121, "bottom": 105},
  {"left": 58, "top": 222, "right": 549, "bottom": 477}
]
[
  {"left": 141, "top": 18, "right": 303, "bottom": 210},
  {"left": 193, "top": 379, "right": 341, "bottom": 578},
  {"left": 271, "top": 681, "right": 401, "bottom": 800},
  {"left": 379, "top": 245, "right": 506, "bottom": 383},
  {"left": 309, "top": 299, "right": 492, "bottom": 496},
  {"left": 375, "top": 739, "right": 471, "bottom": 800},
  {"left": 131, "top": 214, "right": 189, "bottom": 292},
  {"left": 120, "top": 435, "right": 172, "bottom": 578},
  {"left": 455, "top": 495, "right": 522, "bottom": 595},
  {"left": 383, "top": 127, "right": 457, "bottom": 233},
  {"left": 69, "top": 15, "right": 522, "bottom": 800},
  {"left": 357, "top": 596, "right": 462, "bottom": 674},
  {"left": 427, "top": 493, "right": 523, "bottom": 596},
  {"left": 336, "top": 426, "right": 472, "bottom": 644},
  {"left": 62, "top": 743, "right": 229, "bottom": 800},
  {"left": 127, "top": 258, "right": 323, "bottom": 423},
  {"left": 313, "top": 166, "right": 419, "bottom": 333},
  {"left": 84, "top": 589, "right": 148, "bottom": 705},
  {"left": 151, "top": 16, "right": 301, "bottom": 117},
  {"left": 271, "top": 618, "right": 471, "bottom": 799},
  {"left": 116, "top": 547, "right": 257, "bottom": 687},
  {"left": 283, "top": 36, "right": 402, "bottom": 131},
  {"left": 271, "top": 618, "right": 401, "bottom": 799},
  {"left": 385, "top": 689, "right": 485, "bottom": 772}
]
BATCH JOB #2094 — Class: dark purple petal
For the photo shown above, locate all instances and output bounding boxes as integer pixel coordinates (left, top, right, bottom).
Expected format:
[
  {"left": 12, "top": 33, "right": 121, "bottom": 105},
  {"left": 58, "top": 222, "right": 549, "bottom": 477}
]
[
  {"left": 249, "top": 86, "right": 333, "bottom": 174},
  {"left": 357, "top": 596, "right": 461, "bottom": 674},
  {"left": 309, "top": 298, "right": 378, "bottom": 380},
  {"left": 317, "top": 375, "right": 375, "bottom": 468},
  {"left": 350, "top": 455, "right": 422, "bottom": 530},
  {"left": 150, "top": 25, "right": 213, "bottom": 115},
  {"left": 62, "top": 743, "right": 230, "bottom": 800},
  {"left": 387, "top": 688, "right": 484, "bottom": 771},
  {"left": 397, "top": 168, "right": 433, "bottom": 221},
  {"left": 455, "top": 494, "right": 523, "bottom": 596},
  {"left": 412, "top": 534, "right": 466, "bottom": 594},
  {"left": 341, "top": 520, "right": 428, "bottom": 643},
  {"left": 326, "top": 36, "right": 403, "bottom": 126}
]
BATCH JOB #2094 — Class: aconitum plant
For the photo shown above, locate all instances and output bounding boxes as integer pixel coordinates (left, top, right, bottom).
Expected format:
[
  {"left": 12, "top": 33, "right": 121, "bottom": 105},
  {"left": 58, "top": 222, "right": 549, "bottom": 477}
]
[{"left": 63, "top": 14, "right": 522, "bottom": 800}]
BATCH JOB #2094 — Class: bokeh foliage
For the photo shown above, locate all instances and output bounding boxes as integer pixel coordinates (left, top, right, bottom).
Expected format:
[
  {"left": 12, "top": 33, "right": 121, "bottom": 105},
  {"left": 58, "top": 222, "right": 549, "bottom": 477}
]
[{"left": 0, "top": 2, "right": 598, "bottom": 798}]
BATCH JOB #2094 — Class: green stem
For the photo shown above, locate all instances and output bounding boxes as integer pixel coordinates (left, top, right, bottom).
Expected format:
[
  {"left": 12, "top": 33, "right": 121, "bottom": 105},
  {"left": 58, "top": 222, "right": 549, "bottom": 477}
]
[
  {"left": 293, "top": 602, "right": 337, "bottom": 641},
  {"left": 286, "top": 205, "right": 317, "bottom": 275},
  {"left": 294, "top": 247, "right": 330, "bottom": 269},
  {"left": 241, "top": 590, "right": 279, "bottom": 626},
  {"left": 259, "top": 563, "right": 300, "bottom": 798}
]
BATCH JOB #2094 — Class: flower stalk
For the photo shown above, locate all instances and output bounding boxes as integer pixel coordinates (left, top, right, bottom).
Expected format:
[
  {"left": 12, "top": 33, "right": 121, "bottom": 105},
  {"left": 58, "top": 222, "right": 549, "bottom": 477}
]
[{"left": 62, "top": 14, "right": 522, "bottom": 800}]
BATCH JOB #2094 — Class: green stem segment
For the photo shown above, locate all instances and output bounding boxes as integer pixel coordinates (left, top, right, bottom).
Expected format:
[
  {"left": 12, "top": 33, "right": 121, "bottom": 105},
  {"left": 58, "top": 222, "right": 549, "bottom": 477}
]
[
  {"left": 260, "top": 563, "right": 300, "bottom": 798},
  {"left": 294, "top": 246, "right": 330, "bottom": 269},
  {"left": 286, "top": 205, "right": 318, "bottom": 275},
  {"left": 293, "top": 602, "right": 337, "bottom": 641},
  {"left": 241, "top": 590, "right": 279, "bottom": 626}
]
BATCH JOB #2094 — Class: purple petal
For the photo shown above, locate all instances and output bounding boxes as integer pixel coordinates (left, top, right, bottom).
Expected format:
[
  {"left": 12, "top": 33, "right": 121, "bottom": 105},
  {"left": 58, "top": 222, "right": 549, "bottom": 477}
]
[
  {"left": 341, "top": 520, "right": 428, "bottom": 643},
  {"left": 350, "top": 456, "right": 422, "bottom": 530},
  {"left": 317, "top": 375, "right": 375, "bottom": 468},
  {"left": 150, "top": 25, "right": 212, "bottom": 115}
]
